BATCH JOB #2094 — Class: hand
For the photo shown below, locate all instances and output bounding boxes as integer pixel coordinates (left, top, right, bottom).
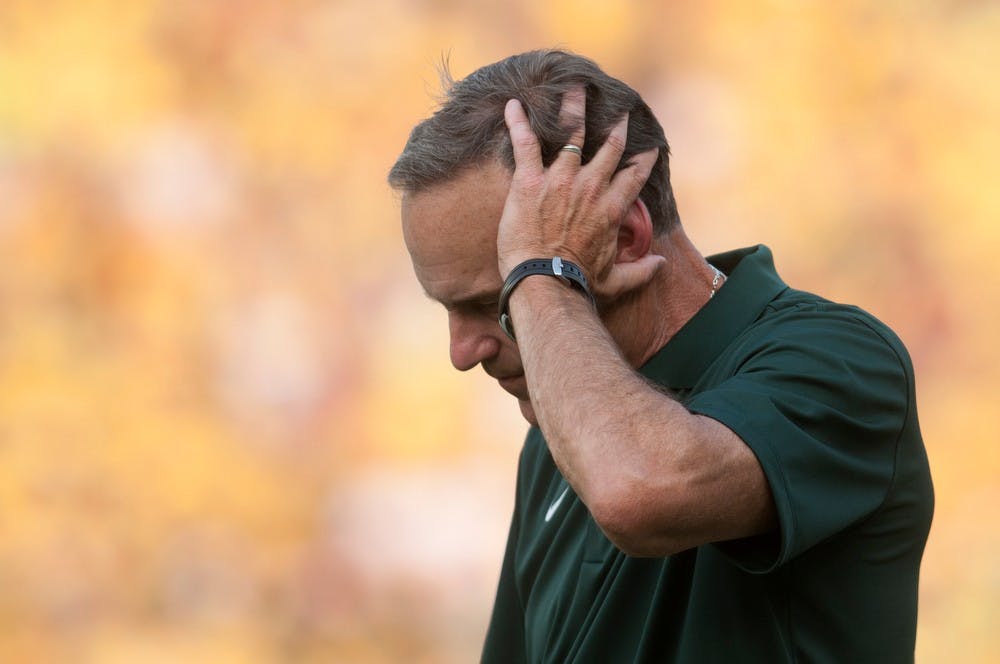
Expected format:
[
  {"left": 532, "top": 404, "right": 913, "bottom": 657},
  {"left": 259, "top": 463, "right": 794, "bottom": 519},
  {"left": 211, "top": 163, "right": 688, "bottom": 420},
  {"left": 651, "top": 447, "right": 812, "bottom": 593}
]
[{"left": 497, "top": 87, "right": 662, "bottom": 301}]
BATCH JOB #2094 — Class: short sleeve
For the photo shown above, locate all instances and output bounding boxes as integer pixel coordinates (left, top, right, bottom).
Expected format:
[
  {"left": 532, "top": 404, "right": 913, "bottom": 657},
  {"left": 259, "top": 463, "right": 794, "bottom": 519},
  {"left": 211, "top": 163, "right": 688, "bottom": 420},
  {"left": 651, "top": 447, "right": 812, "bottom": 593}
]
[{"left": 686, "top": 310, "right": 910, "bottom": 573}]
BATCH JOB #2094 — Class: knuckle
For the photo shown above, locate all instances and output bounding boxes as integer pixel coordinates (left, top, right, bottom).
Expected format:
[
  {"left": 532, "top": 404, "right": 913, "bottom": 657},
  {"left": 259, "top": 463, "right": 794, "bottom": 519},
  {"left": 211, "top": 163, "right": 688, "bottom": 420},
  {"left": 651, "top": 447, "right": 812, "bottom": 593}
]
[
  {"left": 628, "top": 170, "right": 646, "bottom": 192},
  {"left": 579, "top": 179, "right": 602, "bottom": 202},
  {"left": 607, "top": 202, "right": 626, "bottom": 222},
  {"left": 516, "top": 173, "right": 543, "bottom": 193},
  {"left": 513, "top": 132, "right": 537, "bottom": 151},
  {"left": 554, "top": 174, "right": 576, "bottom": 196},
  {"left": 605, "top": 133, "right": 627, "bottom": 154}
]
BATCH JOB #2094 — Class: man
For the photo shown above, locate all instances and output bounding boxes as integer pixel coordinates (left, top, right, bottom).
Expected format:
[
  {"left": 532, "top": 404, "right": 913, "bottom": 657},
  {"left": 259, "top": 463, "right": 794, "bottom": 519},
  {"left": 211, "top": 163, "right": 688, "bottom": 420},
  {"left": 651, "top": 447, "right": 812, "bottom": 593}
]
[{"left": 389, "top": 50, "right": 933, "bottom": 663}]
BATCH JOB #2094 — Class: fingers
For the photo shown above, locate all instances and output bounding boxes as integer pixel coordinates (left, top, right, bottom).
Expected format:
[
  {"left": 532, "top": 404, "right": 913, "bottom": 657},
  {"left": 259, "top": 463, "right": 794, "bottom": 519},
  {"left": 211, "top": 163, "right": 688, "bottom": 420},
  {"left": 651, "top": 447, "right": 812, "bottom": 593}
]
[
  {"left": 501, "top": 89, "right": 661, "bottom": 303},
  {"left": 589, "top": 113, "right": 629, "bottom": 177},
  {"left": 554, "top": 87, "right": 587, "bottom": 169},
  {"left": 504, "top": 99, "right": 543, "bottom": 176},
  {"left": 607, "top": 147, "right": 659, "bottom": 212},
  {"left": 587, "top": 115, "right": 658, "bottom": 214},
  {"left": 595, "top": 254, "right": 667, "bottom": 303}
]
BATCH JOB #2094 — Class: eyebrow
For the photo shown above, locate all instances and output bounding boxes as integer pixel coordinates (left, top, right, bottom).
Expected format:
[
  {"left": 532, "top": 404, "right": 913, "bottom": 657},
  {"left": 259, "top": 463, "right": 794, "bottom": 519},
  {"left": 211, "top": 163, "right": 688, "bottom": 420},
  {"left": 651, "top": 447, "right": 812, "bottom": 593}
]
[{"left": 423, "top": 288, "right": 499, "bottom": 310}]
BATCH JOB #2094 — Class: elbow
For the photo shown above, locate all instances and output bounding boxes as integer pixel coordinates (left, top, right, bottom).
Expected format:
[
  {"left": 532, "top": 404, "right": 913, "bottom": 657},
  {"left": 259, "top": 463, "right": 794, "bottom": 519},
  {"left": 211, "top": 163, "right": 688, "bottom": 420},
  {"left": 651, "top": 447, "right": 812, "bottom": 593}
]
[{"left": 586, "top": 476, "right": 693, "bottom": 558}]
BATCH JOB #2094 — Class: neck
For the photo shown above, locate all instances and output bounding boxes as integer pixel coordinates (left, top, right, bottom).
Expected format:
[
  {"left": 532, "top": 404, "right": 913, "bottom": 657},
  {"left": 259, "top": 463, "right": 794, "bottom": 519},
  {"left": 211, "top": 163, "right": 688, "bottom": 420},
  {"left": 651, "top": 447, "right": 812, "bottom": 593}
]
[{"left": 602, "top": 226, "right": 720, "bottom": 369}]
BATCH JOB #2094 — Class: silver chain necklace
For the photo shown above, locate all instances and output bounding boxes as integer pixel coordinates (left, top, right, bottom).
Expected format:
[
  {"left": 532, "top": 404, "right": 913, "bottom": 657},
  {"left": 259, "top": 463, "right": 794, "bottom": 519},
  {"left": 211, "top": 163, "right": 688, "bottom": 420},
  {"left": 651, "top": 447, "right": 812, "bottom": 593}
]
[{"left": 710, "top": 266, "right": 725, "bottom": 298}]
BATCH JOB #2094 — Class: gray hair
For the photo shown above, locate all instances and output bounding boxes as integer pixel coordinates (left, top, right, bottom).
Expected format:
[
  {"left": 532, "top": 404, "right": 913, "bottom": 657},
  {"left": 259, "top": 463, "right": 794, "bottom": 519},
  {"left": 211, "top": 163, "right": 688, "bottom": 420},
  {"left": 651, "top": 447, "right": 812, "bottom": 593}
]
[{"left": 388, "top": 49, "right": 680, "bottom": 233}]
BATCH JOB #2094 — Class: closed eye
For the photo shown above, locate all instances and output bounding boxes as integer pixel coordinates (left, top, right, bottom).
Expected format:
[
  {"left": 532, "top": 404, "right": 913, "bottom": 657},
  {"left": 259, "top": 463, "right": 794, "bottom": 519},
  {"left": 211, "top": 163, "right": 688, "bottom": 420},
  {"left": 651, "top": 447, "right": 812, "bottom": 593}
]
[{"left": 425, "top": 290, "right": 500, "bottom": 314}]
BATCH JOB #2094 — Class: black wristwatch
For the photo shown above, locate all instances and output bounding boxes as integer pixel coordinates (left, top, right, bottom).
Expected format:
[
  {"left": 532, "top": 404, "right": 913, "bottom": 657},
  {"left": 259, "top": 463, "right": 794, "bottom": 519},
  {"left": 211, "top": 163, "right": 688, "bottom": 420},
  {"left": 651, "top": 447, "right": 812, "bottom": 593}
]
[{"left": 498, "top": 257, "right": 596, "bottom": 341}]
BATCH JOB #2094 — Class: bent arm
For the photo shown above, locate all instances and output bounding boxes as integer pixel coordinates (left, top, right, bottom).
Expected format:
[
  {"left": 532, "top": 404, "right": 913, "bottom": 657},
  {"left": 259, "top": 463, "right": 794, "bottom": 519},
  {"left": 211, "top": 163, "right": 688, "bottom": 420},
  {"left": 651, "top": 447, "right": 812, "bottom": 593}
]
[{"left": 508, "top": 275, "right": 776, "bottom": 557}]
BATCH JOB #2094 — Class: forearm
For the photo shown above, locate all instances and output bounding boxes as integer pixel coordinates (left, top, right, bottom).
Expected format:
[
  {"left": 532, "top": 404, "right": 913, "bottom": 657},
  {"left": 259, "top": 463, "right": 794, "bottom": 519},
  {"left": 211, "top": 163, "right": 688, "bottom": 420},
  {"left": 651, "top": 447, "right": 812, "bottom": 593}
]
[
  {"left": 496, "top": 91, "right": 774, "bottom": 555},
  {"left": 510, "top": 275, "right": 642, "bottom": 472},
  {"left": 508, "top": 276, "right": 775, "bottom": 555}
]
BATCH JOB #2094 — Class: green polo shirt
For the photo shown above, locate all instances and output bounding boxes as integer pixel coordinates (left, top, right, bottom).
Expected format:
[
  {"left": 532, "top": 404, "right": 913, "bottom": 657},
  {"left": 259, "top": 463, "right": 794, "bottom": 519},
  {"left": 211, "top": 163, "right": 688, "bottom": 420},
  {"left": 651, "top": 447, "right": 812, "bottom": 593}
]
[{"left": 481, "top": 245, "right": 933, "bottom": 664}]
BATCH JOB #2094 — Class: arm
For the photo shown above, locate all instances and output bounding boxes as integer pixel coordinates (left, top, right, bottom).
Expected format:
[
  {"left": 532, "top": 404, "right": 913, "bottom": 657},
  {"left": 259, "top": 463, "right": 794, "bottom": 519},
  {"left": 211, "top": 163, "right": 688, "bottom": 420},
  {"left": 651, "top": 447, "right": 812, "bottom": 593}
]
[
  {"left": 508, "top": 276, "right": 774, "bottom": 556},
  {"left": 498, "top": 91, "right": 775, "bottom": 556}
]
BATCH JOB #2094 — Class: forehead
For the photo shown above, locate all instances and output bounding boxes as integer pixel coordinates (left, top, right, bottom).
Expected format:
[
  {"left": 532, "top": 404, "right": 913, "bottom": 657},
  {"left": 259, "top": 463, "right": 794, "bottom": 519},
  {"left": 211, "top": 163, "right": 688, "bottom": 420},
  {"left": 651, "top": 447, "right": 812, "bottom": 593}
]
[
  {"left": 401, "top": 161, "right": 511, "bottom": 305},
  {"left": 401, "top": 160, "right": 510, "bottom": 242}
]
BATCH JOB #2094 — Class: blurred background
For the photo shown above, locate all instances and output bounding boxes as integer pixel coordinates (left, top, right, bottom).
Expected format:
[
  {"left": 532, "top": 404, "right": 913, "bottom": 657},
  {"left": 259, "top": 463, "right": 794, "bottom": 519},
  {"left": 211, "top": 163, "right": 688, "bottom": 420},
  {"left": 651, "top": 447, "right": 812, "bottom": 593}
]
[{"left": 0, "top": 0, "right": 997, "bottom": 661}]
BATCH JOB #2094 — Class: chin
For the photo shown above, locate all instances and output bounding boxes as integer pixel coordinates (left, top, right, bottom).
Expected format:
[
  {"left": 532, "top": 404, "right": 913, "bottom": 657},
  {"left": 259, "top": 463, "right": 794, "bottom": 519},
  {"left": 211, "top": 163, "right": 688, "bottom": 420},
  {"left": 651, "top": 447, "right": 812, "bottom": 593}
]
[{"left": 518, "top": 399, "right": 538, "bottom": 426}]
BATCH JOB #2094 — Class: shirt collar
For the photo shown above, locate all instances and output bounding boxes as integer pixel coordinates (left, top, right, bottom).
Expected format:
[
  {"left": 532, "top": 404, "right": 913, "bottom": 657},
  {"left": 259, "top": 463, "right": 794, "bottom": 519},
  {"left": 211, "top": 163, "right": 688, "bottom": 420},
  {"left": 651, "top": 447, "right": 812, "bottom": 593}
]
[{"left": 639, "top": 245, "right": 787, "bottom": 389}]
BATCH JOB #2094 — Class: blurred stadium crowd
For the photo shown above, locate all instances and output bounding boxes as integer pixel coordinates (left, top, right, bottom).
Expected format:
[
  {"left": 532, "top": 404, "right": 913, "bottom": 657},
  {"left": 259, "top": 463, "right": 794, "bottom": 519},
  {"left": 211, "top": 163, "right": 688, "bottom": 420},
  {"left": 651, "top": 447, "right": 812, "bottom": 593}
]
[{"left": 0, "top": 1, "right": 997, "bottom": 661}]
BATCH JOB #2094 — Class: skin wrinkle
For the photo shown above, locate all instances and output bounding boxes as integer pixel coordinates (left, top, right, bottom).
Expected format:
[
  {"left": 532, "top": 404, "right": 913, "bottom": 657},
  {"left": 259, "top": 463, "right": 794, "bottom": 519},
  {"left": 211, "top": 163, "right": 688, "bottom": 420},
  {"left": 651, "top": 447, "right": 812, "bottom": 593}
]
[
  {"left": 390, "top": 55, "right": 930, "bottom": 660},
  {"left": 508, "top": 278, "right": 700, "bottom": 554},
  {"left": 403, "top": 147, "right": 775, "bottom": 554},
  {"left": 493, "top": 88, "right": 776, "bottom": 554}
]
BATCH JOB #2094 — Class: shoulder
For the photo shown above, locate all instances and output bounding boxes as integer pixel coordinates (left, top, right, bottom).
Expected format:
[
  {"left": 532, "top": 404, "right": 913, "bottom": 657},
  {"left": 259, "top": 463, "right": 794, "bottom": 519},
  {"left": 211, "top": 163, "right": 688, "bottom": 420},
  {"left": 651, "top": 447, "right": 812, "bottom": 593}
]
[
  {"left": 736, "top": 288, "right": 913, "bottom": 387},
  {"left": 690, "top": 288, "right": 914, "bottom": 458}
]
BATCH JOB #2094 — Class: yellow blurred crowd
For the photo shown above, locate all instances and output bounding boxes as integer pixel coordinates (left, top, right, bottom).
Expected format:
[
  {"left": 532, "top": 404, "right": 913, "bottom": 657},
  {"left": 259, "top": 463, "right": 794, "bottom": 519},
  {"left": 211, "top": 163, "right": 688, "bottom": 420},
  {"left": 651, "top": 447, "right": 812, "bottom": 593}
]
[{"left": 0, "top": 0, "right": 998, "bottom": 661}]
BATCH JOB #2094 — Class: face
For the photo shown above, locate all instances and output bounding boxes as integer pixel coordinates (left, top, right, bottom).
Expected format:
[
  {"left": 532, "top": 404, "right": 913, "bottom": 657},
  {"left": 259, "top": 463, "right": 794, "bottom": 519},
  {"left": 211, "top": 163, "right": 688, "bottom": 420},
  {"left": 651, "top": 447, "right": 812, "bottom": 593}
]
[{"left": 401, "top": 161, "right": 537, "bottom": 424}]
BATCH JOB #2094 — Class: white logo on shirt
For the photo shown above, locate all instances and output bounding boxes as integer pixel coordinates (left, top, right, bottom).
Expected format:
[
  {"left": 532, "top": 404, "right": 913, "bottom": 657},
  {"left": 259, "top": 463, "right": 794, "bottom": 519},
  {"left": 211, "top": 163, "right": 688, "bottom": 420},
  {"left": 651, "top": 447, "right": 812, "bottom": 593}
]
[{"left": 545, "top": 485, "right": 571, "bottom": 522}]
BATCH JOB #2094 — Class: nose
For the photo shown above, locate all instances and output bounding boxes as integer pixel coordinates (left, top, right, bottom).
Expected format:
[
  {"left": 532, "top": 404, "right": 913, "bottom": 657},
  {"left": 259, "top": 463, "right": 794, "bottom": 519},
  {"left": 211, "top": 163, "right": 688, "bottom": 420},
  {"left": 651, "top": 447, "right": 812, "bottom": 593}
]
[{"left": 448, "top": 310, "right": 502, "bottom": 372}]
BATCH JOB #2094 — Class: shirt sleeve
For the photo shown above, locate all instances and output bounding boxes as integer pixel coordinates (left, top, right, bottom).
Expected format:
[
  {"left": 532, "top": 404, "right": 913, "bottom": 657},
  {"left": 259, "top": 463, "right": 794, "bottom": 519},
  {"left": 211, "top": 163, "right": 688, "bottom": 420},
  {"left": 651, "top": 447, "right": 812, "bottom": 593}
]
[{"left": 685, "top": 309, "right": 911, "bottom": 573}]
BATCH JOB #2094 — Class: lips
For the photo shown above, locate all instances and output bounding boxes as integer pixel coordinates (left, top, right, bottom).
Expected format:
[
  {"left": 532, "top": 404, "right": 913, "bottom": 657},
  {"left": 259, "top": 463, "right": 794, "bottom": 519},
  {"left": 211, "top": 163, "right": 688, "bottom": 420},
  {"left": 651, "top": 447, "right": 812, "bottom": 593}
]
[{"left": 497, "top": 373, "right": 526, "bottom": 396}]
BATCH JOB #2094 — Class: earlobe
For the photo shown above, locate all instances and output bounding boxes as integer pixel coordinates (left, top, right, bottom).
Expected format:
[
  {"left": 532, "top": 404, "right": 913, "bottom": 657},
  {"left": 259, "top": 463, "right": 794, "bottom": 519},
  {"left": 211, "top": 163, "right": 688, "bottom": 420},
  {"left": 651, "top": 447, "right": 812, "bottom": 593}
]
[{"left": 616, "top": 198, "right": 654, "bottom": 263}]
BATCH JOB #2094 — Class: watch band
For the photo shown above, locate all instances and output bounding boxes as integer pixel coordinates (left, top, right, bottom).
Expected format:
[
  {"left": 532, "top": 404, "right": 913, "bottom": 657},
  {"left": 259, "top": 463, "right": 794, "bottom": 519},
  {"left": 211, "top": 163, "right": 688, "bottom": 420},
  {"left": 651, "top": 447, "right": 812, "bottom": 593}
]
[{"left": 498, "top": 256, "right": 596, "bottom": 341}]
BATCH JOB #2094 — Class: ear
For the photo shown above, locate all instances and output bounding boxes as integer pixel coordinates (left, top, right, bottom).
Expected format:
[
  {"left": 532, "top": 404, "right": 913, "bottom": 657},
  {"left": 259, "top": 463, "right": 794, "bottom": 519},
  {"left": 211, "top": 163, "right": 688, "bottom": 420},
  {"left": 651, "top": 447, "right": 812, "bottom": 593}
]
[
  {"left": 616, "top": 198, "right": 654, "bottom": 263},
  {"left": 595, "top": 198, "right": 664, "bottom": 303}
]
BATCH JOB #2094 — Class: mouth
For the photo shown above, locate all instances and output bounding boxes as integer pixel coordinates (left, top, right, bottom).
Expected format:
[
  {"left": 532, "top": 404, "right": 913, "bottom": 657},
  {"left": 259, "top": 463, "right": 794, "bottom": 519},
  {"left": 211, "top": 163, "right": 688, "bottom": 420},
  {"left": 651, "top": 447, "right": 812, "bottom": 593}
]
[{"left": 496, "top": 373, "right": 527, "bottom": 397}]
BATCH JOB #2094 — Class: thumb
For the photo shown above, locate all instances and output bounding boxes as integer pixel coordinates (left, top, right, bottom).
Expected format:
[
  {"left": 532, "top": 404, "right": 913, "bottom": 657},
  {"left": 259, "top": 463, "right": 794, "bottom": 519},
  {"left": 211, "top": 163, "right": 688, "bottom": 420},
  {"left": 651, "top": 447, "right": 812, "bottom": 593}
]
[{"left": 594, "top": 254, "right": 666, "bottom": 303}]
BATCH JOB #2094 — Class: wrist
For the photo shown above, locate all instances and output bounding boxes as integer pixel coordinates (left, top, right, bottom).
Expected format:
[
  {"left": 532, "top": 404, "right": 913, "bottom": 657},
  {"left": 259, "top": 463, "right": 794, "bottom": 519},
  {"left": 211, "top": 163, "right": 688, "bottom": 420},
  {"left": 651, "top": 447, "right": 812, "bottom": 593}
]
[
  {"left": 498, "top": 251, "right": 538, "bottom": 279},
  {"left": 499, "top": 247, "right": 590, "bottom": 281},
  {"left": 497, "top": 256, "right": 595, "bottom": 341}
]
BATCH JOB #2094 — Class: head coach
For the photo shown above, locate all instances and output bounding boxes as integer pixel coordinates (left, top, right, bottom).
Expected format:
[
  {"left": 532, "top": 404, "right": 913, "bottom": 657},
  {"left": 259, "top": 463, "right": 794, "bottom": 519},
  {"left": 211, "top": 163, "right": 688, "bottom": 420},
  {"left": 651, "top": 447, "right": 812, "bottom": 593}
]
[{"left": 388, "top": 49, "right": 933, "bottom": 663}]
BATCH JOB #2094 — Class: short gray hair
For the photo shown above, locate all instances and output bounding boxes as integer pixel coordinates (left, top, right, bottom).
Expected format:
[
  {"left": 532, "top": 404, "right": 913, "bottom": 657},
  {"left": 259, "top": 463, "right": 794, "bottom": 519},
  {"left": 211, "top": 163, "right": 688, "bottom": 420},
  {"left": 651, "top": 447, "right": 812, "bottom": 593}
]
[{"left": 388, "top": 49, "right": 680, "bottom": 233}]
